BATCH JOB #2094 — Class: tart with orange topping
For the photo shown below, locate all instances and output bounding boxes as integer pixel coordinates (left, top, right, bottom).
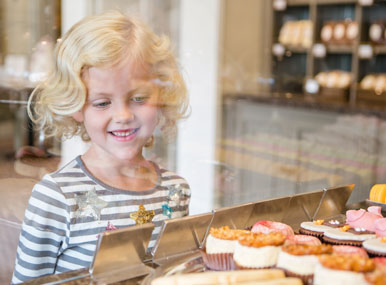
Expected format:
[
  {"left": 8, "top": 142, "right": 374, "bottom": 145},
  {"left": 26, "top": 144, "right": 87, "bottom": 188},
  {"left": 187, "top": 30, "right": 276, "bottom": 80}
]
[
  {"left": 201, "top": 226, "right": 250, "bottom": 271},
  {"left": 276, "top": 244, "right": 332, "bottom": 284},
  {"left": 233, "top": 232, "right": 286, "bottom": 269},
  {"left": 314, "top": 254, "right": 375, "bottom": 284}
]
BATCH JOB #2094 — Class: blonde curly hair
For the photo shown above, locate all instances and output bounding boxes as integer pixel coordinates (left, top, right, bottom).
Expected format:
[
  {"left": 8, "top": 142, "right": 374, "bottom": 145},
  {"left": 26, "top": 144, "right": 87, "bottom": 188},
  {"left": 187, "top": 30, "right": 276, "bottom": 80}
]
[{"left": 28, "top": 10, "right": 189, "bottom": 142}]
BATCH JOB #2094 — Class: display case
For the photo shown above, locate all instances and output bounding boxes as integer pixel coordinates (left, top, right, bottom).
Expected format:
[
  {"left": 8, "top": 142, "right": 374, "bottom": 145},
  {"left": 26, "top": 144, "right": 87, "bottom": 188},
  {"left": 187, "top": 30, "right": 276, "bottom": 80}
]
[
  {"left": 271, "top": 0, "right": 386, "bottom": 105},
  {"left": 20, "top": 184, "right": 354, "bottom": 284}
]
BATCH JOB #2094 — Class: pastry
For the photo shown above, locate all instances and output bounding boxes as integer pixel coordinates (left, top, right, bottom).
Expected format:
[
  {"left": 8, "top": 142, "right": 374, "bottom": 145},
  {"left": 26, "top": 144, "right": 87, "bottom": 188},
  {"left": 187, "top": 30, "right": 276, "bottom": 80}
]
[
  {"left": 284, "top": 234, "right": 321, "bottom": 246},
  {"left": 370, "top": 184, "right": 386, "bottom": 203},
  {"left": 276, "top": 244, "right": 332, "bottom": 284},
  {"left": 233, "top": 232, "right": 286, "bottom": 269},
  {"left": 314, "top": 254, "right": 375, "bottom": 285},
  {"left": 346, "top": 206, "right": 383, "bottom": 232},
  {"left": 299, "top": 218, "right": 345, "bottom": 238},
  {"left": 321, "top": 23, "right": 333, "bottom": 43},
  {"left": 332, "top": 245, "right": 368, "bottom": 258},
  {"left": 201, "top": 226, "right": 249, "bottom": 271},
  {"left": 322, "top": 225, "right": 376, "bottom": 246},
  {"left": 251, "top": 221, "right": 294, "bottom": 236},
  {"left": 333, "top": 22, "right": 346, "bottom": 42},
  {"left": 360, "top": 75, "right": 376, "bottom": 90},
  {"left": 363, "top": 237, "right": 386, "bottom": 257},
  {"left": 346, "top": 21, "right": 358, "bottom": 42}
]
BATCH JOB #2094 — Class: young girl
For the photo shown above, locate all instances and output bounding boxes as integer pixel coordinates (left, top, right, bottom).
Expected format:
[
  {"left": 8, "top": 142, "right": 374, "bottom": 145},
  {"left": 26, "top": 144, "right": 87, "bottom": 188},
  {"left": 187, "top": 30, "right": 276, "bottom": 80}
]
[{"left": 12, "top": 11, "right": 190, "bottom": 284}]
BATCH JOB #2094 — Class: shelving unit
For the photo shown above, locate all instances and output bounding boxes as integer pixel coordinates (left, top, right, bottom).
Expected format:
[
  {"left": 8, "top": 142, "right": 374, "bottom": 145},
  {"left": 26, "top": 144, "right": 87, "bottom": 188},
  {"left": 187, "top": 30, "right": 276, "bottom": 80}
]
[{"left": 270, "top": 0, "right": 386, "bottom": 105}]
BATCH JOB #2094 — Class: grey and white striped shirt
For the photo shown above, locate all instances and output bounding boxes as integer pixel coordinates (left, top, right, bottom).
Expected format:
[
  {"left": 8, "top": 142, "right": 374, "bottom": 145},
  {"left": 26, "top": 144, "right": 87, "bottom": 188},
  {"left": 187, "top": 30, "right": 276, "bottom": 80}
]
[{"left": 12, "top": 156, "right": 190, "bottom": 284}]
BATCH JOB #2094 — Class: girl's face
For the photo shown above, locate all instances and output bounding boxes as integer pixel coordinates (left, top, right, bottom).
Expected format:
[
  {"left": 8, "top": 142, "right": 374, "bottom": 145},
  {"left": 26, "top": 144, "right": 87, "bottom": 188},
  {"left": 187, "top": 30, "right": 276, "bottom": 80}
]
[{"left": 73, "top": 60, "right": 159, "bottom": 164}]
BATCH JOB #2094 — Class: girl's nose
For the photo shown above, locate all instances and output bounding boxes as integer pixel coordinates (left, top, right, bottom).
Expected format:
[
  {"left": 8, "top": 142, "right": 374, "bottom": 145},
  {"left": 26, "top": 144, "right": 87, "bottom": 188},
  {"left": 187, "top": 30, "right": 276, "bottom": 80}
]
[{"left": 114, "top": 105, "right": 134, "bottom": 123}]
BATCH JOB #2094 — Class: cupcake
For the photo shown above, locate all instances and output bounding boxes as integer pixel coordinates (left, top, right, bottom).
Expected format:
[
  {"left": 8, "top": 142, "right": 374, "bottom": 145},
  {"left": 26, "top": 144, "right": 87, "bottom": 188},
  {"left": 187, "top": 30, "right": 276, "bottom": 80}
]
[
  {"left": 201, "top": 226, "right": 249, "bottom": 271},
  {"left": 346, "top": 206, "right": 383, "bottom": 232},
  {"left": 276, "top": 244, "right": 332, "bottom": 284},
  {"left": 365, "top": 257, "right": 386, "bottom": 285},
  {"left": 314, "top": 254, "right": 375, "bottom": 285},
  {"left": 322, "top": 225, "right": 376, "bottom": 247},
  {"left": 233, "top": 232, "right": 286, "bottom": 269},
  {"left": 363, "top": 218, "right": 386, "bottom": 257},
  {"left": 251, "top": 220, "right": 294, "bottom": 236},
  {"left": 285, "top": 234, "right": 321, "bottom": 246},
  {"left": 299, "top": 218, "right": 346, "bottom": 239},
  {"left": 333, "top": 245, "right": 368, "bottom": 258}
]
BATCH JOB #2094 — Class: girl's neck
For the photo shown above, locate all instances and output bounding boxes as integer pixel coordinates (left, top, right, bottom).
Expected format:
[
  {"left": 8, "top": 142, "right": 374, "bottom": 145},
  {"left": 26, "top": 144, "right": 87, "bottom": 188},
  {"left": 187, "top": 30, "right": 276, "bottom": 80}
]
[{"left": 80, "top": 150, "right": 158, "bottom": 191}]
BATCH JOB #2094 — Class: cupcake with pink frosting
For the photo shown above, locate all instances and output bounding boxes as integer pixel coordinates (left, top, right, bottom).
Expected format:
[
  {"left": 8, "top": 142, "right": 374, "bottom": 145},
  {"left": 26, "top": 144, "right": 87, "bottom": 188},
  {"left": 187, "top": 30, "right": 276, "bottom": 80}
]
[{"left": 251, "top": 220, "right": 294, "bottom": 237}]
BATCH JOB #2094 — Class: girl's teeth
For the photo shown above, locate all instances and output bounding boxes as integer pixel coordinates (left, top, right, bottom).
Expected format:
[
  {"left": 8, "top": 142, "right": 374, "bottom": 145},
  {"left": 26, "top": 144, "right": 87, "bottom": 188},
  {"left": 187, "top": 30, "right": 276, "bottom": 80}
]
[{"left": 112, "top": 129, "right": 137, "bottom": 136}]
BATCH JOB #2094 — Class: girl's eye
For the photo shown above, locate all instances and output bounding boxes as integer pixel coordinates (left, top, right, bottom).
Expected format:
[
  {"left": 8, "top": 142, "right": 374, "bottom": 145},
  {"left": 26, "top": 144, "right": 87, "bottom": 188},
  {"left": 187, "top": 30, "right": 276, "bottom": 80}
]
[
  {"left": 93, "top": 101, "right": 111, "bottom": 108},
  {"left": 131, "top": 96, "right": 148, "bottom": 103}
]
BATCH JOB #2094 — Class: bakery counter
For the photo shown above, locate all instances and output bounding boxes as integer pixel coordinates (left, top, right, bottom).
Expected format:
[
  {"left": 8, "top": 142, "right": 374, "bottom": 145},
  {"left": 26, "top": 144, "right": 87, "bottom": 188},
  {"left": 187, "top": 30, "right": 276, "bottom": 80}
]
[{"left": 21, "top": 184, "right": 354, "bottom": 284}]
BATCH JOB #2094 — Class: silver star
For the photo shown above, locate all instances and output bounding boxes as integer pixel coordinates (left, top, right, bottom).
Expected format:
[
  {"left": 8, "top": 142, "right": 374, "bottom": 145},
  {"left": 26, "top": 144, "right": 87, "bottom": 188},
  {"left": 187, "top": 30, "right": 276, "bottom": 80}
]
[
  {"left": 74, "top": 188, "right": 108, "bottom": 221},
  {"left": 167, "top": 184, "right": 183, "bottom": 205}
]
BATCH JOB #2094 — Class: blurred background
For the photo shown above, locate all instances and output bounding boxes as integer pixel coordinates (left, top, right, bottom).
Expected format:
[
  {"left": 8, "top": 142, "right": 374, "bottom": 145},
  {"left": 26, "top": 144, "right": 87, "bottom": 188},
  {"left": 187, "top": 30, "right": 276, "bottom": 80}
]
[{"left": 0, "top": 0, "right": 386, "bottom": 282}]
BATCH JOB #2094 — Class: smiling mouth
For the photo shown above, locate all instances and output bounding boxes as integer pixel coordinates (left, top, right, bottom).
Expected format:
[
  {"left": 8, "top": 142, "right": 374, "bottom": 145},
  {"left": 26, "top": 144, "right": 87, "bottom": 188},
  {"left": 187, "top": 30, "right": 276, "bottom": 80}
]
[{"left": 110, "top": 128, "right": 139, "bottom": 137}]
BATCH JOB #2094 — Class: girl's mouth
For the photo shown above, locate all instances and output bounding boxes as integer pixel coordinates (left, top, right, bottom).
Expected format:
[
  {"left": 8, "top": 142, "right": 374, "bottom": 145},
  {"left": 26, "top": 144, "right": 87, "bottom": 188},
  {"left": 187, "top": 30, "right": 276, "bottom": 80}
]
[{"left": 110, "top": 128, "right": 139, "bottom": 137}]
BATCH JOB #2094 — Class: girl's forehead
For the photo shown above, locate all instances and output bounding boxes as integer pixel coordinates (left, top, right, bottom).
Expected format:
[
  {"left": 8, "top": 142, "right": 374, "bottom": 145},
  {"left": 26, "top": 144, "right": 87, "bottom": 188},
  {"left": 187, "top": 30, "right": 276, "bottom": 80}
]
[{"left": 83, "top": 60, "right": 154, "bottom": 89}]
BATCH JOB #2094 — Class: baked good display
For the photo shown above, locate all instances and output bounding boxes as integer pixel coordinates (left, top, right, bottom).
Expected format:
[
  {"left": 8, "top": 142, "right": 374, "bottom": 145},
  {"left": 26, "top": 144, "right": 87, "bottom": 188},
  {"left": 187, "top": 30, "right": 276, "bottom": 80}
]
[
  {"left": 233, "top": 232, "right": 286, "bottom": 269},
  {"left": 278, "top": 20, "right": 313, "bottom": 48},
  {"left": 276, "top": 244, "right": 332, "bottom": 284},
  {"left": 201, "top": 226, "right": 249, "bottom": 271},
  {"left": 315, "top": 70, "right": 352, "bottom": 90},
  {"left": 251, "top": 221, "right": 294, "bottom": 237},
  {"left": 369, "top": 21, "right": 386, "bottom": 45},
  {"left": 314, "top": 254, "right": 375, "bottom": 285},
  {"left": 299, "top": 218, "right": 345, "bottom": 238},
  {"left": 321, "top": 20, "right": 358, "bottom": 45},
  {"left": 360, "top": 74, "right": 386, "bottom": 95}
]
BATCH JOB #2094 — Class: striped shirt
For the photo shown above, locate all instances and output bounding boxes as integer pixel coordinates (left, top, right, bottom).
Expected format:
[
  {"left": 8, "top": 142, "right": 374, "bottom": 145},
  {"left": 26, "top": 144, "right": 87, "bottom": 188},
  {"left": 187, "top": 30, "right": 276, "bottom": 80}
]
[{"left": 12, "top": 156, "right": 190, "bottom": 284}]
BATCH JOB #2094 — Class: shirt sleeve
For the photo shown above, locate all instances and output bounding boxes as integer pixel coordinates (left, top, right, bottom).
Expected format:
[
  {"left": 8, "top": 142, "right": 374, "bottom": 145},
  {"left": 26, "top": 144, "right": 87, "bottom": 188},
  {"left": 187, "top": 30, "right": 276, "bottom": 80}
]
[{"left": 11, "top": 175, "right": 69, "bottom": 284}]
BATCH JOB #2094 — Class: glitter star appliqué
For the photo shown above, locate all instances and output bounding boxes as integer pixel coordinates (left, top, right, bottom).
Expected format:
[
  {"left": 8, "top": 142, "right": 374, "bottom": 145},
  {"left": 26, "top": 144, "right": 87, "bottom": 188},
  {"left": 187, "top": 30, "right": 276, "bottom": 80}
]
[
  {"left": 74, "top": 188, "right": 108, "bottom": 221},
  {"left": 162, "top": 204, "right": 173, "bottom": 218},
  {"left": 130, "top": 204, "right": 155, "bottom": 225},
  {"left": 167, "top": 184, "right": 183, "bottom": 204}
]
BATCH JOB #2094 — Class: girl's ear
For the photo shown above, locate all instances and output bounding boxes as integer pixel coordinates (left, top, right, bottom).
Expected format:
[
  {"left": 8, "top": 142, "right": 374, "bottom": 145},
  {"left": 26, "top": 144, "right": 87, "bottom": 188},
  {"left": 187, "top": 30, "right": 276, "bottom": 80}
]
[{"left": 72, "top": 111, "right": 84, "bottom": 122}]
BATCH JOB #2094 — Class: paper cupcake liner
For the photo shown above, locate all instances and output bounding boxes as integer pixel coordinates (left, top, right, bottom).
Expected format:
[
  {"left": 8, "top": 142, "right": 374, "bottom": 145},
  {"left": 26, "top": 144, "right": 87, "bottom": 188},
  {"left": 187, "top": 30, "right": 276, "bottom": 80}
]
[
  {"left": 280, "top": 268, "right": 313, "bottom": 285},
  {"left": 322, "top": 236, "right": 362, "bottom": 247},
  {"left": 299, "top": 228, "right": 324, "bottom": 239},
  {"left": 200, "top": 250, "right": 234, "bottom": 271}
]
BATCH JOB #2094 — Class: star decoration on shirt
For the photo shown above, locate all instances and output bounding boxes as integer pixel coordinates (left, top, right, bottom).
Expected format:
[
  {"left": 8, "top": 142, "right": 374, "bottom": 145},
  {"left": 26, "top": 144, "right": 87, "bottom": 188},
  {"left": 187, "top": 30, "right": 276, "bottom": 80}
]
[
  {"left": 130, "top": 204, "right": 155, "bottom": 225},
  {"left": 162, "top": 204, "right": 173, "bottom": 218},
  {"left": 74, "top": 188, "right": 108, "bottom": 221},
  {"left": 167, "top": 184, "right": 183, "bottom": 205}
]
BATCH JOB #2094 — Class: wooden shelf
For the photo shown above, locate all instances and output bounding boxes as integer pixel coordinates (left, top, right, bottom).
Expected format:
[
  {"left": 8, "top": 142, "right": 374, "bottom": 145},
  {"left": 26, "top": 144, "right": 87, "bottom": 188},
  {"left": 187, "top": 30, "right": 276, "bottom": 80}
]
[
  {"left": 374, "top": 45, "right": 386, "bottom": 55},
  {"left": 271, "top": 0, "right": 386, "bottom": 107},
  {"left": 315, "top": 0, "right": 357, "bottom": 5},
  {"left": 326, "top": 44, "right": 354, "bottom": 54}
]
